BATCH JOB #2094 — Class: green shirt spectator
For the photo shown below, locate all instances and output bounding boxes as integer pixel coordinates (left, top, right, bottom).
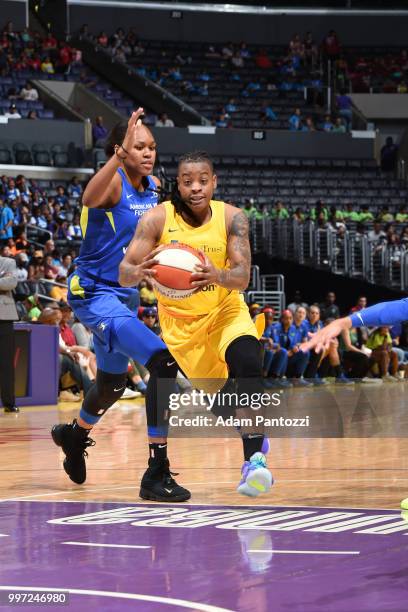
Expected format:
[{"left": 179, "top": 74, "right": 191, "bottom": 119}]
[
  {"left": 270, "top": 201, "right": 289, "bottom": 220},
  {"left": 366, "top": 328, "right": 392, "bottom": 350},
  {"left": 242, "top": 200, "right": 258, "bottom": 219}
]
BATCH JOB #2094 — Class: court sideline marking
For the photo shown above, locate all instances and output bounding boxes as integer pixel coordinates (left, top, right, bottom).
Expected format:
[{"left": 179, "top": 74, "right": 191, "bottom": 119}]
[
  {"left": 0, "top": 586, "right": 233, "bottom": 612},
  {"left": 248, "top": 549, "right": 360, "bottom": 555},
  {"left": 62, "top": 542, "right": 151, "bottom": 549}
]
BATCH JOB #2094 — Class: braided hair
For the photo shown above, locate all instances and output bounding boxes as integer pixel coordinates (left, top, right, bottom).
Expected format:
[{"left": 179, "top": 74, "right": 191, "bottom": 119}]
[{"left": 170, "top": 151, "right": 214, "bottom": 216}]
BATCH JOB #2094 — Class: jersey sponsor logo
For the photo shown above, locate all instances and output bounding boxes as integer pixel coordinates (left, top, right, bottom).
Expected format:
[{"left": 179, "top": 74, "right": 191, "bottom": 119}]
[
  {"left": 201, "top": 245, "right": 223, "bottom": 253},
  {"left": 201, "top": 284, "right": 216, "bottom": 292},
  {"left": 168, "top": 229, "right": 178, "bottom": 233}
]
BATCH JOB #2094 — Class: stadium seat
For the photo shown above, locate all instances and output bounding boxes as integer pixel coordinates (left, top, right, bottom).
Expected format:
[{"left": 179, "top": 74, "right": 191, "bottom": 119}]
[
  {"left": 53, "top": 153, "right": 69, "bottom": 167},
  {"left": 15, "top": 150, "right": 33, "bottom": 165},
  {"left": 34, "top": 152, "right": 52, "bottom": 166}
]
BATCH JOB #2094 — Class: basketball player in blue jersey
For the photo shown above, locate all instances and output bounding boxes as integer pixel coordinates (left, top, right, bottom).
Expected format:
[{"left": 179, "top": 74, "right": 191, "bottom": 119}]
[
  {"left": 51, "top": 108, "right": 190, "bottom": 502},
  {"left": 301, "top": 297, "right": 408, "bottom": 510}
]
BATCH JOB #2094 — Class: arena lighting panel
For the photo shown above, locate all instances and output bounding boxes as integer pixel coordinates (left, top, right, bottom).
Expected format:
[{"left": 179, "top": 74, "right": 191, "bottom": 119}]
[{"left": 67, "top": 0, "right": 408, "bottom": 15}]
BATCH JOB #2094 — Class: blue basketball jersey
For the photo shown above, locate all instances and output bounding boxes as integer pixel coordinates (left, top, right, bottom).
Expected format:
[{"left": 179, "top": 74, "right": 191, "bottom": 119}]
[{"left": 75, "top": 169, "right": 158, "bottom": 284}]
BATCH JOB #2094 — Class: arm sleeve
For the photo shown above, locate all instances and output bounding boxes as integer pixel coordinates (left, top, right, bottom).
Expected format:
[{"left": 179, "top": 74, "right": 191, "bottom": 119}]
[{"left": 350, "top": 298, "right": 408, "bottom": 328}]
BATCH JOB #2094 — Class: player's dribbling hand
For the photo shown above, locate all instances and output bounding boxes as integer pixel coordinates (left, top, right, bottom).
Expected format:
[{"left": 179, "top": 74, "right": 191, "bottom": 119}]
[{"left": 121, "top": 107, "right": 145, "bottom": 152}]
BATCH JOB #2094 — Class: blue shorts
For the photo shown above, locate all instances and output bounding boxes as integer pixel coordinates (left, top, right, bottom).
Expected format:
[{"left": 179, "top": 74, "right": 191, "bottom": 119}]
[{"left": 67, "top": 271, "right": 165, "bottom": 374}]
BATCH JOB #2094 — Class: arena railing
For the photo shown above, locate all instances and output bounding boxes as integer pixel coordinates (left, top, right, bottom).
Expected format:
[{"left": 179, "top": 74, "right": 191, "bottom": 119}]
[{"left": 250, "top": 219, "right": 408, "bottom": 291}]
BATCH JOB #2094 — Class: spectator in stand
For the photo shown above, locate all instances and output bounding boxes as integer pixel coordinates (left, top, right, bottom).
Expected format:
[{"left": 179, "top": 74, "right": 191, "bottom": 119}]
[
  {"left": 68, "top": 213, "right": 82, "bottom": 239},
  {"left": 262, "top": 307, "right": 292, "bottom": 388},
  {"left": 231, "top": 52, "right": 244, "bottom": 68},
  {"left": 350, "top": 296, "right": 367, "bottom": 314},
  {"left": 55, "top": 185, "right": 68, "bottom": 207},
  {"left": 255, "top": 49, "right": 272, "bottom": 69},
  {"left": 25, "top": 295, "right": 41, "bottom": 321},
  {"left": 92, "top": 115, "right": 108, "bottom": 145},
  {"left": 225, "top": 98, "right": 237, "bottom": 113},
  {"left": 339, "top": 326, "right": 371, "bottom": 381},
  {"left": 15, "top": 231, "right": 29, "bottom": 253},
  {"left": 27, "top": 110, "right": 37, "bottom": 120},
  {"left": 242, "top": 198, "right": 258, "bottom": 219},
  {"left": 396, "top": 205, "right": 408, "bottom": 223},
  {"left": 273, "top": 309, "right": 310, "bottom": 386},
  {"left": 287, "top": 290, "right": 308, "bottom": 315},
  {"left": 293, "top": 207, "right": 305, "bottom": 223},
  {"left": 288, "top": 108, "right": 302, "bottom": 131},
  {"left": 333, "top": 117, "right": 346, "bottom": 133},
  {"left": 368, "top": 221, "right": 386, "bottom": 245},
  {"left": 302, "top": 117, "right": 316, "bottom": 132},
  {"left": 97, "top": 31, "right": 108, "bottom": 47},
  {"left": 42, "top": 33, "right": 57, "bottom": 51},
  {"left": 4, "top": 103, "right": 21, "bottom": 119},
  {"left": 0, "top": 199, "right": 14, "bottom": 244},
  {"left": 27, "top": 250, "right": 45, "bottom": 280},
  {"left": 323, "top": 115, "right": 334, "bottom": 132},
  {"left": 380, "top": 206, "right": 394, "bottom": 223},
  {"left": 142, "top": 306, "right": 161, "bottom": 336},
  {"left": 20, "top": 81, "right": 38, "bottom": 101},
  {"left": 304, "top": 32, "right": 317, "bottom": 68},
  {"left": 139, "top": 279, "right": 156, "bottom": 306},
  {"left": 67, "top": 176, "right": 82, "bottom": 200},
  {"left": 155, "top": 113, "right": 175, "bottom": 127},
  {"left": 322, "top": 29, "right": 341, "bottom": 60},
  {"left": 215, "top": 112, "right": 229, "bottom": 128},
  {"left": 380, "top": 136, "right": 398, "bottom": 173},
  {"left": 222, "top": 42, "right": 234, "bottom": 58},
  {"left": 400, "top": 225, "right": 408, "bottom": 247},
  {"left": 40, "top": 56, "right": 55, "bottom": 74},
  {"left": 270, "top": 200, "right": 289, "bottom": 220},
  {"left": 303, "top": 305, "right": 327, "bottom": 384},
  {"left": 336, "top": 89, "right": 352, "bottom": 126},
  {"left": 366, "top": 326, "right": 399, "bottom": 381},
  {"left": 44, "top": 254, "right": 59, "bottom": 280},
  {"left": 58, "top": 253, "right": 72, "bottom": 277},
  {"left": 50, "top": 274, "right": 68, "bottom": 302},
  {"left": 261, "top": 105, "right": 277, "bottom": 123},
  {"left": 319, "top": 292, "right": 340, "bottom": 321}
]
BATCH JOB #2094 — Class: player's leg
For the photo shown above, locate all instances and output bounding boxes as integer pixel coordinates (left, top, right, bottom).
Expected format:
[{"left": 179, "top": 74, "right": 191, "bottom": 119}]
[
  {"left": 224, "top": 335, "right": 273, "bottom": 497},
  {"left": 52, "top": 334, "right": 129, "bottom": 484},
  {"left": 108, "top": 315, "right": 190, "bottom": 502}
]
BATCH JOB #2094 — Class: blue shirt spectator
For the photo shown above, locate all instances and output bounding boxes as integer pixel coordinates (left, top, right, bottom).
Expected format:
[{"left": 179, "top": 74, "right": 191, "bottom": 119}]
[
  {"left": 0, "top": 203, "right": 14, "bottom": 239},
  {"left": 92, "top": 116, "right": 108, "bottom": 144},
  {"left": 289, "top": 108, "right": 302, "bottom": 131}
]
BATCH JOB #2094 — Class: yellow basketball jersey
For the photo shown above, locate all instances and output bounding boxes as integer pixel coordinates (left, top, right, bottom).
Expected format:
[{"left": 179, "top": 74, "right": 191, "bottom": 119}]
[{"left": 156, "top": 200, "right": 241, "bottom": 317}]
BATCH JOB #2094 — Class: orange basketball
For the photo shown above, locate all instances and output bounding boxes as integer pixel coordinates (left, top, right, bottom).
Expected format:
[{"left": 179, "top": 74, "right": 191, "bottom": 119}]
[{"left": 152, "top": 243, "right": 206, "bottom": 299}]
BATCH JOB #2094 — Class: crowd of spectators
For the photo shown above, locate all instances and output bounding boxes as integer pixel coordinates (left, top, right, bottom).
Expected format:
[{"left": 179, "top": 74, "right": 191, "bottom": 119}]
[
  {"left": 253, "top": 291, "right": 408, "bottom": 388},
  {"left": 81, "top": 25, "right": 355, "bottom": 131},
  {"left": 0, "top": 21, "right": 82, "bottom": 79}
]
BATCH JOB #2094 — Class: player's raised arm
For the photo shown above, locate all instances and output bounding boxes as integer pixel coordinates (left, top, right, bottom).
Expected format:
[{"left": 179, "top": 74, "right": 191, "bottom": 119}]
[
  {"left": 118, "top": 206, "right": 165, "bottom": 287},
  {"left": 82, "top": 107, "right": 145, "bottom": 209}
]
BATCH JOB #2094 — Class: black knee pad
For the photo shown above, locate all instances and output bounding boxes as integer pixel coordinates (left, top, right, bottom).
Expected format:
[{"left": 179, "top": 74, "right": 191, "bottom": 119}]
[
  {"left": 145, "top": 349, "right": 179, "bottom": 378},
  {"left": 225, "top": 335, "right": 263, "bottom": 378},
  {"left": 145, "top": 349, "right": 179, "bottom": 434},
  {"left": 82, "top": 370, "right": 127, "bottom": 417}
]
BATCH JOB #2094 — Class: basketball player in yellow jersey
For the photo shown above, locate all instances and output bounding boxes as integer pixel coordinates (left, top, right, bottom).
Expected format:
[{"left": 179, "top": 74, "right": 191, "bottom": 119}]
[{"left": 119, "top": 151, "right": 273, "bottom": 498}]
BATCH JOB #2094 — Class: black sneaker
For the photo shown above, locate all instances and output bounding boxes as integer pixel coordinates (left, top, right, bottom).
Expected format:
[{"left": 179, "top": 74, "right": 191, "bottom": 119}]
[
  {"left": 140, "top": 458, "right": 191, "bottom": 502},
  {"left": 4, "top": 406, "right": 19, "bottom": 413},
  {"left": 51, "top": 420, "right": 95, "bottom": 484}
]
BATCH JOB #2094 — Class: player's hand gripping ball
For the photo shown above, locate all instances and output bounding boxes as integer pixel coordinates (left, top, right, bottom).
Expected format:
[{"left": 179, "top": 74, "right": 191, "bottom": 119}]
[{"left": 152, "top": 244, "right": 206, "bottom": 299}]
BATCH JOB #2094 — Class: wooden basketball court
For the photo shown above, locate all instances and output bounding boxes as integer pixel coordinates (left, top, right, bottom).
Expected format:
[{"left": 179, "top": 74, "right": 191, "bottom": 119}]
[{"left": 1, "top": 384, "right": 407, "bottom": 611}]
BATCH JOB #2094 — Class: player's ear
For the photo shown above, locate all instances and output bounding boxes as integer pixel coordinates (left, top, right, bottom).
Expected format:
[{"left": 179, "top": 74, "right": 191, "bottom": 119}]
[{"left": 212, "top": 174, "right": 217, "bottom": 190}]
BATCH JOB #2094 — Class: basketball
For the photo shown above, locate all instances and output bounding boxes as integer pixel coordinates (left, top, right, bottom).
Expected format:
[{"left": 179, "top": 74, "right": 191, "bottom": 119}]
[{"left": 152, "top": 243, "right": 206, "bottom": 299}]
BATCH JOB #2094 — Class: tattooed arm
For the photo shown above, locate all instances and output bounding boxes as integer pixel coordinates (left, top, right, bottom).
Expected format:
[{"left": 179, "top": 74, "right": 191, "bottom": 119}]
[
  {"left": 191, "top": 204, "right": 251, "bottom": 291},
  {"left": 118, "top": 206, "right": 165, "bottom": 287}
]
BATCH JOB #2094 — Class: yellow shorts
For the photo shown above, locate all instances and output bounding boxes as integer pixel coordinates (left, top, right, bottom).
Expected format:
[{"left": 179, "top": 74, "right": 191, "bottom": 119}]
[{"left": 159, "top": 293, "right": 263, "bottom": 392}]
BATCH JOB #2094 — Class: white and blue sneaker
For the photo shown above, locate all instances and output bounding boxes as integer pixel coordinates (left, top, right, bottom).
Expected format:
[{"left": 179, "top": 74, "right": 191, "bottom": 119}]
[{"left": 237, "top": 452, "right": 273, "bottom": 497}]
